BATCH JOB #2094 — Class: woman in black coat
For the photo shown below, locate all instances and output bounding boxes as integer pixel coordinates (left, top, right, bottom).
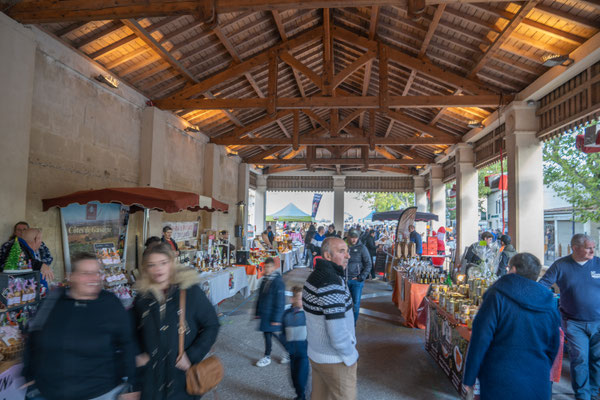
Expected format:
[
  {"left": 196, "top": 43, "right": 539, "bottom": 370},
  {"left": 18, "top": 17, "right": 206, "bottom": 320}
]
[{"left": 134, "top": 244, "right": 220, "bottom": 400}]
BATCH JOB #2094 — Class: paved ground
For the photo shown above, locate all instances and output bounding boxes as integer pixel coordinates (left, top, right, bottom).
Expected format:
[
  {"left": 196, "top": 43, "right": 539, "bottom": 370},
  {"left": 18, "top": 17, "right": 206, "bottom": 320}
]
[{"left": 212, "top": 267, "right": 576, "bottom": 399}]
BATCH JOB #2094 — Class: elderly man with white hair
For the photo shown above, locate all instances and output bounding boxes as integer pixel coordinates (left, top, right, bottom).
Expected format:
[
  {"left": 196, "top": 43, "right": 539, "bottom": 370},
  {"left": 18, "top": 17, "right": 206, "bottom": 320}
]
[{"left": 540, "top": 233, "right": 600, "bottom": 400}]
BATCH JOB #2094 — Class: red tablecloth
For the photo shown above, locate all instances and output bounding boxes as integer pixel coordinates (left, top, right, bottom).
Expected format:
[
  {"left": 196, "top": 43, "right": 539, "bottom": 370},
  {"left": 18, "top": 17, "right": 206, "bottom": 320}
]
[
  {"left": 236, "top": 256, "right": 281, "bottom": 280},
  {"left": 392, "top": 270, "right": 429, "bottom": 329}
]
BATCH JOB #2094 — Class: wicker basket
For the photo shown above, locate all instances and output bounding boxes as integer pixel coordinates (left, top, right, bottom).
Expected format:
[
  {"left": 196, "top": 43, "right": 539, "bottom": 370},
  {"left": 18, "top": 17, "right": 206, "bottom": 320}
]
[{"left": 1, "top": 341, "right": 23, "bottom": 361}]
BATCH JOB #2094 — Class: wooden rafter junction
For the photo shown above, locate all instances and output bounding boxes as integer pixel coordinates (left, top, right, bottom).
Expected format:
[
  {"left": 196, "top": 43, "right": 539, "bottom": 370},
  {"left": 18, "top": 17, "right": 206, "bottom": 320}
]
[
  {"left": 5, "top": 0, "right": 523, "bottom": 23},
  {"left": 156, "top": 95, "right": 505, "bottom": 110}
]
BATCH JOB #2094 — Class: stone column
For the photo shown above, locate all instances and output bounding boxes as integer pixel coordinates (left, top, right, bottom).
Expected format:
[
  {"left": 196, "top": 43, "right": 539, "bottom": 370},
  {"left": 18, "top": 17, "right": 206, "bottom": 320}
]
[
  {"left": 139, "top": 107, "right": 167, "bottom": 237},
  {"left": 429, "top": 165, "right": 446, "bottom": 231},
  {"left": 333, "top": 176, "right": 346, "bottom": 232},
  {"left": 505, "top": 101, "right": 543, "bottom": 260},
  {"left": 237, "top": 163, "right": 250, "bottom": 248},
  {"left": 255, "top": 175, "right": 267, "bottom": 235},
  {"left": 202, "top": 143, "right": 224, "bottom": 231},
  {"left": 455, "top": 144, "right": 479, "bottom": 260},
  {"left": 413, "top": 176, "right": 428, "bottom": 234},
  {"left": 0, "top": 14, "right": 36, "bottom": 237}
]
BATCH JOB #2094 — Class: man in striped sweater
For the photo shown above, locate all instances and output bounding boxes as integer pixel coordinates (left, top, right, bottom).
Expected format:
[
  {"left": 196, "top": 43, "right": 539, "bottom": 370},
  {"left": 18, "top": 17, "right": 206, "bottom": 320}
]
[{"left": 303, "top": 237, "right": 358, "bottom": 400}]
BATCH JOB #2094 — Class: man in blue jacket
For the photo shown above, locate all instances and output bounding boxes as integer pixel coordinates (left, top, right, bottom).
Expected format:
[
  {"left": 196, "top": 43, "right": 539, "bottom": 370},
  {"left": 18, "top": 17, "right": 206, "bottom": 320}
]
[
  {"left": 346, "top": 229, "right": 372, "bottom": 324},
  {"left": 463, "top": 252, "right": 560, "bottom": 400},
  {"left": 539, "top": 233, "right": 600, "bottom": 400}
]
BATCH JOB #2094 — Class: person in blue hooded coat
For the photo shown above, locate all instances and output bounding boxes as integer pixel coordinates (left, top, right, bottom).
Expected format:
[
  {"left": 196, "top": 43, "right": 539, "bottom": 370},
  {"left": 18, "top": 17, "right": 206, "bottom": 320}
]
[{"left": 463, "top": 252, "right": 560, "bottom": 400}]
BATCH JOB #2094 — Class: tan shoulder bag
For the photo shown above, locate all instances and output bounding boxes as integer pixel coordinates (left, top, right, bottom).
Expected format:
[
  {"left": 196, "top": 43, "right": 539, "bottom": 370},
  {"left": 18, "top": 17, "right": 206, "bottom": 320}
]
[{"left": 177, "top": 289, "right": 224, "bottom": 396}]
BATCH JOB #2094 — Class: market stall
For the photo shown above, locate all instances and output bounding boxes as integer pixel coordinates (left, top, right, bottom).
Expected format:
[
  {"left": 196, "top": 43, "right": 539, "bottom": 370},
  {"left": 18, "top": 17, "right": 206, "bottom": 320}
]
[
  {"left": 392, "top": 271, "right": 429, "bottom": 329},
  {"left": 267, "top": 203, "right": 311, "bottom": 272},
  {"left": 236, "top": 249, "right": 280, "bottom": 292},
  {"left": 198, "top": 266, "right": 249, "bottom": 306}
]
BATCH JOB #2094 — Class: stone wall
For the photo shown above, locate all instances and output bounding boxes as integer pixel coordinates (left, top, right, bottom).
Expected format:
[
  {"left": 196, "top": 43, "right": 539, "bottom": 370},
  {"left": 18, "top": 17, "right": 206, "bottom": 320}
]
[{"left": 0, "top": 18, "right": 240, "bottom": 280}]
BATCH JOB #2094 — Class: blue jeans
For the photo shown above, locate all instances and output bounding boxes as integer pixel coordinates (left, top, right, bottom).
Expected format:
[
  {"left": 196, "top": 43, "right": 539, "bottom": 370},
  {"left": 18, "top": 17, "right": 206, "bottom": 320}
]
[
  {"left": 562, "top": 319, "right": 600, "bottom": 400},
  {"left": 347, "top": 279, "right": 364, "bottom": 324},
  {"left": 290, "top": 354, "right": 309, "bottom": 399}
]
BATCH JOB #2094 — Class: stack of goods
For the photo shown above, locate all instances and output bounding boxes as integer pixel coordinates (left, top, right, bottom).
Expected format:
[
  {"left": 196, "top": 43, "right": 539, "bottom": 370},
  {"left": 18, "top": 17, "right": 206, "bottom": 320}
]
[
  {"left": 248, "top": 249, "right": 278, "bottom": 265},
  {"left": 1, "top": 276, "right": 38, "bottom": 311},
  {"left": 0, "top": 325, "right": 24, "bottom": 361},
  {"left": 407, "top": 262, "right": 447, "bottom": 285},
  {"left": 395, "top": 240, "right": 417, "bottom": 259},
  {"left": 275, "top": 234, "right": 292, "bottom": 252},
  {"left": 192, "top": 248, "right": 227, "bottom": 273},
  {"left": 429, "top": 275, "right": 497, "bottom": 329}
]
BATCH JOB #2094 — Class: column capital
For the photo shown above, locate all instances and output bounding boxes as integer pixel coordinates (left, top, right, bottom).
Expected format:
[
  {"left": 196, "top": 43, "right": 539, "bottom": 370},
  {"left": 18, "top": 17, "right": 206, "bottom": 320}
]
[
  {"left": 429, "top": 164, "right": 443, "bottom": 180},
  {"left": 505, "top": 101, "right": 538, "bottom": 133},
  {"left": 455, "top": 142, "right": 474, "bottom": 164},
  {"left": 413, "top": 175, "right": 425, "bottom": 190},
  {"left": 256, "top": 175, "right": 267, "bottom": 191},
  {"left": 333, "top": 175, "right": 346, "bottom": 188}
]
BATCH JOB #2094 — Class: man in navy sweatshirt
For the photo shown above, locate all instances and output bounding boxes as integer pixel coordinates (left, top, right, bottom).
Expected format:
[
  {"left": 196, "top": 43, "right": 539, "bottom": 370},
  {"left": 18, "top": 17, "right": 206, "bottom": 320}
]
[{"left": 539, "top": 233, "right": 600, "bottom": 400}]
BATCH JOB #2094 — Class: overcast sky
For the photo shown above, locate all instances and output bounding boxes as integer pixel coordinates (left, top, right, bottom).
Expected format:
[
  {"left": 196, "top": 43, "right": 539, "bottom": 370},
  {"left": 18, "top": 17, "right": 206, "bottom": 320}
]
[{"left": 266, "top": 191, "right": 372, "bottom": 222}]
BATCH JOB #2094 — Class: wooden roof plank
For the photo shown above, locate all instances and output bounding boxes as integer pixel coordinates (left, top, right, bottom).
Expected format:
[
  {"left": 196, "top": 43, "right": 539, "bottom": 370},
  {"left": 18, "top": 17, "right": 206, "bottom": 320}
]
[
  {"left": 469, "top": 1, "right": 541, "bottom": 78},
  {"left": 419, "top": 4, "right": 446, "bottom": 58}
]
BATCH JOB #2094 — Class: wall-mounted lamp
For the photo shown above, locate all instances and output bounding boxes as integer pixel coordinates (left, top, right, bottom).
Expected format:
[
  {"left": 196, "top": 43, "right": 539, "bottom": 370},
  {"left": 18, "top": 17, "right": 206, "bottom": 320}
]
[
  {"left": 433, "top": 149, "right": 444, "bottom": 154},
  {"left": 95, "top": 74, "right": 119, "bottom": 89},
  {"left": 526, "top": 100, "right": 537, "bottom": 106},
  {"left": 541, "top": 54, "right": 574, "bottom": 67},
  {"left": 184, "top": 125, "right": 201, "bottom": 133},
  {"left": 467, "top": 120, "right": 485, "bottom": 129},
  {"left": 226, "top": 150, "right": 238, "bottom": 158}
]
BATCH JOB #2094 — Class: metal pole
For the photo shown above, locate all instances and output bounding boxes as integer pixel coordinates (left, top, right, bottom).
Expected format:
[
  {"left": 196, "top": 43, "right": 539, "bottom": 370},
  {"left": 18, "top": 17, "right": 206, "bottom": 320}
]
[{"left": 143, "top": 208, "right": 150, "bottom": 244}]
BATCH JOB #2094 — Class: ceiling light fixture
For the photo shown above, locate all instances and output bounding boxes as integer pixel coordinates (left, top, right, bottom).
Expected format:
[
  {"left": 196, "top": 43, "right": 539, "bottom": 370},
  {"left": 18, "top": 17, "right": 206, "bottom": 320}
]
[
  {"left": 95, "top": 74, "right": 119, "bottom": 89},
  {"left": 541, "top": 54, "right": 574, "bottom": 67},
  {"left": 433, "top": 149, "right": 444, "bottom": 154},
  {"left": 467, "top": 120, "right": 485, "bottom": 129},
  {"left": 184, "top": 126, "right": 201, "bottom": 133}
]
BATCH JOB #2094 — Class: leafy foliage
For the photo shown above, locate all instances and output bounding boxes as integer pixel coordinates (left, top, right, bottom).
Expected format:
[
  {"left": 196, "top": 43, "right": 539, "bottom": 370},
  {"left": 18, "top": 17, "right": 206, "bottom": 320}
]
[
  {"left": 446, "top": 183, "right": 456, "bottom": 222},
  {"left": 478, "top": 162, "right": 502, "bottom": 213},
  {"left": 355, "top": 192, "right": 415, "bottom": 212},
  {"left": 543, "top": 131, "right": 600, "bottom": 222}
]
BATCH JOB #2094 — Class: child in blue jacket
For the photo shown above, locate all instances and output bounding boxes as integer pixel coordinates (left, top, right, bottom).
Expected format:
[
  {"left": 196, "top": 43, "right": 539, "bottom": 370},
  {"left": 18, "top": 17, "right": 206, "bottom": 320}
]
[
  {"left": 255, "top": 257, "right": 287, "bottom": 367},
  {"left": 282, "top": 286, "right": 309, "bottom": 400}
]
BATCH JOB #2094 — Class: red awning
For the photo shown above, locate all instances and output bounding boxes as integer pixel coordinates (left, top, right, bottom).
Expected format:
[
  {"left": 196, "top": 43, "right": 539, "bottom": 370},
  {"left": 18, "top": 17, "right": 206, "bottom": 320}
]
[{"left": 42, "top": 187, "right": 229, "bottom": 213}]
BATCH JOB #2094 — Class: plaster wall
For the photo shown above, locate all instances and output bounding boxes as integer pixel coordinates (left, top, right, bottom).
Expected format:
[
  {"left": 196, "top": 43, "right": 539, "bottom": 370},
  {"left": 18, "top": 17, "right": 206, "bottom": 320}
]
[{"left": 0, "top": 23, "right": 239, "bottom": 279}]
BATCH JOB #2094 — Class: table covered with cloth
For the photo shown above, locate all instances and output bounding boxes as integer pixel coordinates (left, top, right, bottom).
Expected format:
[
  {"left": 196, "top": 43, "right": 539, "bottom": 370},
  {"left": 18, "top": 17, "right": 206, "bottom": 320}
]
[
  {"left": 391, "top": 269, "right": 429, "bottom": 329},
  {"left": 281, "top": 245, "right": 304, "bottom": 273},
  {"left": 236, "top": 256, "right": 281, "bottom": 292},
  {"left": 198, "top": 266, "right": 249, "bottom": 305}
]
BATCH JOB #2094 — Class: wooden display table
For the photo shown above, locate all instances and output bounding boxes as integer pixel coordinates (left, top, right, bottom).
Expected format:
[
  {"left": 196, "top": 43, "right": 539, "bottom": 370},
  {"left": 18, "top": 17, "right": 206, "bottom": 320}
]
[{"left": 391, "top": 270, "right": 429, "bottom": 329}]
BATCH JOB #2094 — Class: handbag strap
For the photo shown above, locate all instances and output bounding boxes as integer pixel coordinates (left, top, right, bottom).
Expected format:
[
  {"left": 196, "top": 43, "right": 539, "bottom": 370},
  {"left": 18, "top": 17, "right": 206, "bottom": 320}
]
[{"left": 178, "top": 289, "right": 186, "bottom": 360}]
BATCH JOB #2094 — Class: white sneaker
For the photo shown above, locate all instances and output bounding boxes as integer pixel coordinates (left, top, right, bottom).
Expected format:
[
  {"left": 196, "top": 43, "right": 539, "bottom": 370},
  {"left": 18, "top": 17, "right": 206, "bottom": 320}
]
[
  {"left": 256, "top": 356, "right": 271, "bottom": 367},
  {"left": 280, "top": 354, "right": 290, "bottom": 364}
]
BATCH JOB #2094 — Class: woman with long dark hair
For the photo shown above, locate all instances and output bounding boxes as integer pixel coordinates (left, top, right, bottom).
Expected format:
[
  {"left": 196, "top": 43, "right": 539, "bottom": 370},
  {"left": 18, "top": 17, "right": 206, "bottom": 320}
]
[{"left": 133, "top": 244, "right": 219, "bottom": 399}]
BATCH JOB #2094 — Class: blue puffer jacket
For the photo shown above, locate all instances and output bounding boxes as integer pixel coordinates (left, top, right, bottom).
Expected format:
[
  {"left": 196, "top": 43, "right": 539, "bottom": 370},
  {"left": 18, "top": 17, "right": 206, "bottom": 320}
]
[
  {"left": 463, "top": 273, "right": 560, "bottom": 400},
  {"left": 282, "top": 307, "right": 307, "bottom": 357},
  {"left": 255, "top": 271, "right": 285, "bottom": 332}
]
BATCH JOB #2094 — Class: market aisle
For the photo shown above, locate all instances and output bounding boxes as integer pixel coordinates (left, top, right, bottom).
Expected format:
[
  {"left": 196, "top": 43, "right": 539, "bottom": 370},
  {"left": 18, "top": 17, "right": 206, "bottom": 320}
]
[{"left": 212, "top": 268, "right": 461, "bottom": 399}]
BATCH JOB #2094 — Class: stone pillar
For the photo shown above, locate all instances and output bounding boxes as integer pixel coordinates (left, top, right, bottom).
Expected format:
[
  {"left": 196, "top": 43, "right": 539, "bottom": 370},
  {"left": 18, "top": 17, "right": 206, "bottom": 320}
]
[
  {"left": 255, "top": 175, "right": 267, "bottom": 235},
  {"left": 455, "top": 144, "right": 479, "bottom": 260},
  {"left": 0, "top": 14, "right": 36, "bottom": 237},
  {"left": 505, "top": 101, "right": 544, "bottom": 260},
  {"left": 139, "top": 107, "right": 167, "bottom": 237},
  {"left": 333, "top": 176, "right": 346, "bottom": 232},
  {"left": 413, "top": 176, "right": 428, "bottom": 234},
  {"left": 429, "top": 165, "right": 446, "bottom": 231},
  {"left": 237, "top": 163, "right": 250, "bottom": 248}
]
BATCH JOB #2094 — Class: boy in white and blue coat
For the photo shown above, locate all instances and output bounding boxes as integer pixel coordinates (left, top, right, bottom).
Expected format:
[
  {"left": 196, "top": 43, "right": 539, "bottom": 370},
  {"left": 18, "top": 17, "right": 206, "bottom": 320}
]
[{"left": 282, "top": 286, "right": 309, "bottom": 400}]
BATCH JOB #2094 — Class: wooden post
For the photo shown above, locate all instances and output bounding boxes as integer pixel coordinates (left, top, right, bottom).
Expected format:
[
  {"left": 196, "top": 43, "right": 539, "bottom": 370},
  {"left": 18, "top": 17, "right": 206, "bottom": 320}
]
[
  {"left": 378, "top": 42, "right": 389, "bottom": 115},
  {"left": 293, "top": 110, "right": 299, "bottom": 150},
  {"left": 369, "top": 109, "right": 376, "bottom": 151},
  {"left": 268, "top": 50, "right": 278, "bottom": 116},
  {"left": 330, "top": 109, "right": 339, "bottom": 137}
]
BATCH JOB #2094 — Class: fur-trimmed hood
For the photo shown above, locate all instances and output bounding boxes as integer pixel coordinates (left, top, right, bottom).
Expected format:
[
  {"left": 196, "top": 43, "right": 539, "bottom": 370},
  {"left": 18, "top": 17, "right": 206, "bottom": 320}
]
[{"left": 135, "top": 266, "right": 200, "bottom": 303}]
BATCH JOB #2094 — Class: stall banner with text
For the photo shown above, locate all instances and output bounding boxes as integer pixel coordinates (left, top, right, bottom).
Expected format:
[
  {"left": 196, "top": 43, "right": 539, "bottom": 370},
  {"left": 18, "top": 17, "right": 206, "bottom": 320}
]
[
  {"left": 163, "top": 221, "right": 199, "bottom": 242},
  {"left": 311, "top": 194, "right": 323, "bottom": 218},
  {"left": 425, "top": 303, "right": 469, "bottom": 399},
  {"left": 61, "top": 202, "right": 129, "bottom": 271}
]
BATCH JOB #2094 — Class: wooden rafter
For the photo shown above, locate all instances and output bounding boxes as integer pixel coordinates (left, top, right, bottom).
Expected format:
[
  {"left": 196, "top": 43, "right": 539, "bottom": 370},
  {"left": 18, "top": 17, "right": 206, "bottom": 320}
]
[
  {"left": 221, "top": 110, "right": 294, "bottom": 139},
  {"left": 359, "top": 5, "right": 380, "bottom": 128},
  {"left": 418, "top": 4, "right": 445, "bottom": 58},
  {"left": 332, "top": 50, "right": 376, "bottom": 89},
  {"left": 154, "top": 26, "right": 323, "bottom": 104},
  {"left": 280, "top": 50, "right": 323, "bottom": 90},
  {"left": 332, "top": 26, "right": 494, "bottom": 95},
  {"left": 468, "top": 1, "right": 540, "bottom": 78}
]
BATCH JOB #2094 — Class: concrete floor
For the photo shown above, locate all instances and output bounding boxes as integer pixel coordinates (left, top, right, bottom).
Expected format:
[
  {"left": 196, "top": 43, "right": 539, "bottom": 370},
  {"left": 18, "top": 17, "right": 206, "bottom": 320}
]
[{"left": 212, "top": 267, "right": 576, "bottom": 399}]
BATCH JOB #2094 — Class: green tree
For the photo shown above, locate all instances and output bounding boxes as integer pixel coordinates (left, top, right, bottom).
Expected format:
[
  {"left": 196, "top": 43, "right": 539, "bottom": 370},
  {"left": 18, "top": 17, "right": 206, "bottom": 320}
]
[
  {"left": 478, "top": 162, "right": 502, "bottom": 214},
  {"left": 4, "top": 239, "right": 22, "bottom": 271},
  {"left": 355, "top": 192, "right": 415, "bottom": 212},
  {"left": 446, "top": 182, "right": 456, "bottom": 222},
  {"left": 543, "top": 131, "right": 600, "bottom": 222}
]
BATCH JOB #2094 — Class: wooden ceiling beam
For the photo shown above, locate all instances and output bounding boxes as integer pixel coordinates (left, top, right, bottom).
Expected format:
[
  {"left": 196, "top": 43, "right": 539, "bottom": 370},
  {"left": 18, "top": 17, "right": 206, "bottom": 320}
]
[
  {"left": 359, "top": 5, "right": 379, "bottom": 128},
  {"left": 122, "top": 19, "right": 198, "bottom": 83},
  {"left": 418, "top": 4, "right": 445, "bottom": 58},
  {"left": 302, "top": 110, "right": 330, "bottom": 131},
  {"left": 265, "top": 165, "right": 305, "bottom": 174},
  {"left": 332, "top": 25, "right": 494, "bottom": 95},
  {"left": 248, "top": 158, "right": 429, "bottom": 165},
  {"left": 6, "top": 0, "right": 524, "bottom": 24},
  {"left": 88, "top": 34, "right": 137, "bottom": 60},
  {"left": 332, "top": 50, "right": 376, "bottom": 89},
  {"left": 468, "top": 1, "right": 541, "bottom": 78},
  {"left": 130, "top": 63, "right": 172, "bottom": 84},
  {"left": 55, "top": 21, "right": 88, "bottom": 37},
  {"left": 154, "top": 26, "right": 322, "bottom": 104},
  {"left": 369, "top": 6, "right": 381, "bottom": 40},
  {"left": 157, "top": 94, "right": 505, "bottom": 110},
  {"left": 520, "top": 19, "right": 587, "bottom": 46},
  {"left": 533, "top": 4, "right": 600, "bottom": 30},
  {"left": 211, "top": 135, "right": 458, "bottom": 146},
  {"left": 221, "top": 109, "right": 294, "bottom": 139},
  {"left": 339, "top": 110, "right": 365, "bottom": 133},
  {"left": 280, "top": 50, "right": 323, "bottom": 91},
  {"left": 244, "top": 146, "right": 288, "bottom": 163},
  {"left": 370, "top": 166, "right": 415, "bottom": 175},
  {"left": 387, "top": 109, "right": 456, "bottom": 140}
]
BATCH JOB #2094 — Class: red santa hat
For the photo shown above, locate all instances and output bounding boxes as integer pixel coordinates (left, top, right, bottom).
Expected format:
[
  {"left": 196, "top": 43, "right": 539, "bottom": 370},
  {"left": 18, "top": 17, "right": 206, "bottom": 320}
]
[{"left": 437, "top": 227, "right": 446, "bottom": 234}]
